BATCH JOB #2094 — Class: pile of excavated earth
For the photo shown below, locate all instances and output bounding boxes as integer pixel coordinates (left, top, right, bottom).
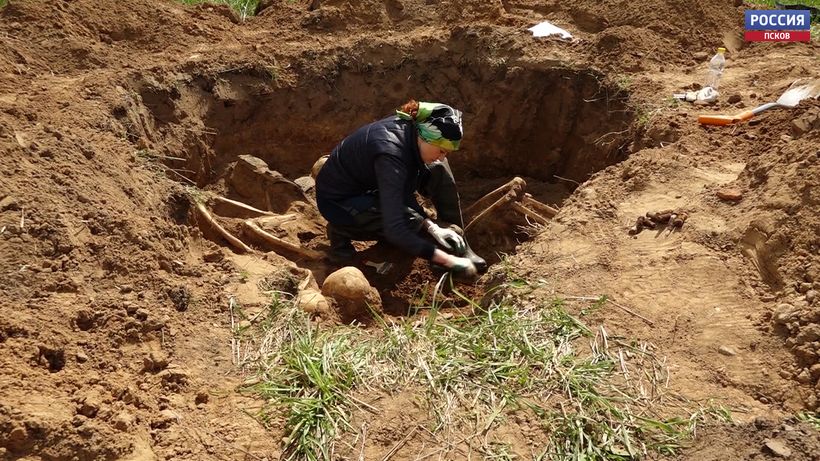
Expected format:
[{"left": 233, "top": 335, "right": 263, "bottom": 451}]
[{"left": 0, "top": 0, "right": 819, "bottom": 459}]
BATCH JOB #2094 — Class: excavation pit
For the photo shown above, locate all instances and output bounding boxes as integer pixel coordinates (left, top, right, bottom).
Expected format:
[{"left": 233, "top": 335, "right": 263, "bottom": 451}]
[{"left": 120, "top": 38, "right": 635, "bottom": 314}]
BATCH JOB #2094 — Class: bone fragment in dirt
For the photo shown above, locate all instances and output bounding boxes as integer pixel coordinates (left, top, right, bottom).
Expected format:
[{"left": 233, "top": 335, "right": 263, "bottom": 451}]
[
  {"left": 210, "top": 196, "right": 276, "bottom": 218},
  {"left": 242, "top": 220, "right": 323, "bottom": 261},
  {"left": 464, "top": 177, "right": 527, "bottom": 220},
  {"left": 646, "top": 209, "right": 674, "bottom": 223},
  {"left": 195, "top": 203, "right": 254, "bottom": 253},
  {"left": 464, "top": 190, "right": 517, "bottom": 232},
  {"left": 521, "top": 194, "right": 558, "bottom": 218},
  {"left": 628, "top": 216, "right": 650, "bottom": 235},
  {"left": 671, "top": 212, "right": 688, "bottom": 227},
  {"left": 631, "top": 210, "right": 689, "bottom": 235},
  {"left": 253, "top": 214, "right": 298, "bottom": 228},
  {"left": 670, "top": 212, "right": 688, "bottom": 229},
  {"left": 509, "top": 201, "right": 550, "bottom": 226}
]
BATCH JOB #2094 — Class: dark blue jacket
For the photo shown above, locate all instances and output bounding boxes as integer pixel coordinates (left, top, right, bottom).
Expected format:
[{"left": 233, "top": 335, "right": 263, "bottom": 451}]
[{"left": 316, "top": 116, "right": 436, "bottom": 259}]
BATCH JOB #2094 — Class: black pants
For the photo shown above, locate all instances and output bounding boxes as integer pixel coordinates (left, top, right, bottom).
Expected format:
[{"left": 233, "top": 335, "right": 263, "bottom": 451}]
[{"left": 326, "top": 159, "right": 464, "bottom": 245}]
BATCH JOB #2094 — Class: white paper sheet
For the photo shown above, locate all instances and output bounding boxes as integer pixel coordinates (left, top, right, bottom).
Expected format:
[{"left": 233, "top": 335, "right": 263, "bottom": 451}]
[{"left": 528, "top": 21, "right": 573, "bottom": 39}]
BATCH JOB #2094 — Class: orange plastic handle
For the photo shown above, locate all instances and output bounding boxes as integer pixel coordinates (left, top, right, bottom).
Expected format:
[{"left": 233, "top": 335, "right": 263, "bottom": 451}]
[{"left": 698, "top": 110, "right": 755, "bottom": 126}]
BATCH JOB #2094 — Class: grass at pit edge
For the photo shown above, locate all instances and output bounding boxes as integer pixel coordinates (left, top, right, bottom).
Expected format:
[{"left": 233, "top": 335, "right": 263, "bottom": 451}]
[{"left": 238, "top": 279, "right": 734, "bottom": 461}]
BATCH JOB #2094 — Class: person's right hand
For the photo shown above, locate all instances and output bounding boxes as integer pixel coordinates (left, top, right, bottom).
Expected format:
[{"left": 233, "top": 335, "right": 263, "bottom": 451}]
[
  {"left": 443, "top": 254, "right": 477, "bottom": 277},
  {"left": 432, "top": 249, "right": 477, "bottom": 277},
  {"left": 448, "top": 255, "right": 477, "bottom": 277}
]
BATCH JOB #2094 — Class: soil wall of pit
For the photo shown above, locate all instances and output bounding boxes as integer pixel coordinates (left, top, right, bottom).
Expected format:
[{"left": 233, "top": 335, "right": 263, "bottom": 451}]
[{"left": 120, "top": 33, "right": 634, "bottom": 189}]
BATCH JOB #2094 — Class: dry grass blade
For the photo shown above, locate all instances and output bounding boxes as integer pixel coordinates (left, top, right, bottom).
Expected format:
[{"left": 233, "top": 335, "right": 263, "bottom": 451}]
[
  {"left": 229, "top": 296, "right": 238, "bottom": 365},
  {"left": 609, "top": 298, "right": 655, "bottom": 326},
  {"left": 380, "top": 426, "right": 419, "bottom": 461},
  {"left": 241, "top": 283, "right": 718, "bottom": 460}
]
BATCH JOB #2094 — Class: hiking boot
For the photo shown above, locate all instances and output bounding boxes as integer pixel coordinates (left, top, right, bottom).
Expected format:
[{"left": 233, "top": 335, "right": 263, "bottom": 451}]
[
  {"left": 444, "top": 224, "right": 488, "bottom": 274},
  {"left": 327, "top": 225, "right": 357, "bottom": 264},
  {"left": 461, "top": 243, "right": 487, "bottom": 274},
  {"left": 428, "top": 260, "right": 479, "bottom": 281}
]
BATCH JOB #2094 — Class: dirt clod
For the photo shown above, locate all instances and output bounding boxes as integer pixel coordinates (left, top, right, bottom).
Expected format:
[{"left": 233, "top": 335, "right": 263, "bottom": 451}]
[
  {"left": 764, "top": 438, "right": 793, "bottom": 458},
  {"left": 113, "top": 411, "right": 134, "bottom": 431},
  {"left": 195, "top": 390, "right": 209, "bottom": 405},
  {"left": 157, "top": 367, "right": 190, "bottom": 391},
  {"left": 152, "top": 409, "right": 180, "bottom": 429},
  {"left": 37, "top": 344, "right": 66, "bottom": 372},
  {"left": 717, "top": 188, "right": 743, "bottom": 202},
  {"left": 166, "top": 286, "right": 191, "bottom": 312},
  {"left": 0, "top": 196, "right": 19, "bottom": 211},
  {"left": 143, "top": 350, "right": 169, "bottom": 372}
]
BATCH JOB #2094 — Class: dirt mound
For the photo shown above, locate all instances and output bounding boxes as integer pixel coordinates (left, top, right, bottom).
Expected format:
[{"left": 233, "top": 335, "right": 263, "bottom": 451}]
[
  {"left": 686, "top": 418, "right": 820, "bottom": 460},
  {"left": 497, "top": 0, "right": 745, "bottom": 72},
  {"left": 726, "top": 99, "right": 820, "bottom": 407},
  {"left": 0, "top": 0, "right": 242, "bottom": 77}
]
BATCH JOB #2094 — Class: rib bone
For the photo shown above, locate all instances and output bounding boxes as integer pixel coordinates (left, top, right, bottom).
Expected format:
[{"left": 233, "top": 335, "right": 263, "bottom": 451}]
[
  {"left": 464, "top": 190, "right": 517, "bottom": 232},
  {"left": 521, "top": 194, "right": 558, "bottom": 218},
  {"left": 195, "top": 202, "right": 253, "bottom": 253},
  {"left": 242, "top": 220, "right": 323, "bottom": 261},
  {"left": 210, "top": 196, "right": 276, "bottom": 218},
  {"left": 464, "top": 177, "right": 527, "bottom": 221},
  {"left": 510, "top": 201, "right": 550, "bottom": 226}
]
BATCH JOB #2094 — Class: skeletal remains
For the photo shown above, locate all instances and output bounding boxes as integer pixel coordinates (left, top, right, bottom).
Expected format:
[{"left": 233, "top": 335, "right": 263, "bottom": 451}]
[
  {"left": 628, "top": 209, "right": 689, "bottom": 235},
  {"left": 193, "top": 156, "right": 558, "bottom": 264}
]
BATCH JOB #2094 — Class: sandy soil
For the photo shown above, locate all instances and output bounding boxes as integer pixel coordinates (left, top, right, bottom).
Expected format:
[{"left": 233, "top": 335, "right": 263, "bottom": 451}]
[{"left": 1, "top": 0, "right": 819, "bottom": 459}]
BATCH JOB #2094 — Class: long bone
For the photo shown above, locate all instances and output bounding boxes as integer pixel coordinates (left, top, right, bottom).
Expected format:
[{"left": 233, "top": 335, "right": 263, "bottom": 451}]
[
  {"left": 464, "top": 190, "right": 518, "bottom": 232},
  {"left": 195, "top": 202, "right": 253, "bottom": 253},
  {"left": 242, "top": 220, "right": 323, "bottom": 261},
  {"left": 510, "top": 201, "right": 550, "bottom": 226},
  {"left": 521, "top": 194, "right": 558, "bottom": 218},
  {"left": 463, "top": 177, "right": 527, "bottom": 221}
]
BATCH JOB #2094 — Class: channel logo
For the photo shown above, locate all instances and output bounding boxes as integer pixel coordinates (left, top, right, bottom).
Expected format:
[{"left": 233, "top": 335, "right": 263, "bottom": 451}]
[{"left": 744, "top": 10, "right": 812, "bottom": 42}]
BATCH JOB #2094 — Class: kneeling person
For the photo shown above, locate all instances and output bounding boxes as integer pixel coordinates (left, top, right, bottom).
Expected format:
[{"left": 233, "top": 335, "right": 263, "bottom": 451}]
[{"left": 315, "top": 100, "right": 487, "bottom": 276}]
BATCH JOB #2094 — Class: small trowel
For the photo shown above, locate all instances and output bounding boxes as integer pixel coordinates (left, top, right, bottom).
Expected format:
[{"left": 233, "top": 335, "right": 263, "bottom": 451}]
[{"left": 364, "top": 260, "right": 394, "bottom": 275}]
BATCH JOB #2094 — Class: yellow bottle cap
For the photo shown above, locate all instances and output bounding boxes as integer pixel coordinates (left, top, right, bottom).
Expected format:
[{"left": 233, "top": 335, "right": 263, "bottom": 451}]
[{"left": 717, "top": 47, "right": 726, "bottom": 52}]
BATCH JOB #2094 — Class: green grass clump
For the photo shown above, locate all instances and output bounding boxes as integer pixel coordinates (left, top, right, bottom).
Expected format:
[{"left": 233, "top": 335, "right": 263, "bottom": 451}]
[
  {"left": 179, "top": 0, "right": 260, "bottom": 20},
  {"left": 797, "top": 411, "right": 820, "bottom": 430},
  {"left": 242, "top": 283, "right": 729, "bottom": 460}
]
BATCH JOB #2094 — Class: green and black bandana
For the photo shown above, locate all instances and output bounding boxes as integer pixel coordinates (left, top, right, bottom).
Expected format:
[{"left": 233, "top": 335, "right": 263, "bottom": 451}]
[{"left": 396, "top": 102, "right": 463, "bottom": 151}]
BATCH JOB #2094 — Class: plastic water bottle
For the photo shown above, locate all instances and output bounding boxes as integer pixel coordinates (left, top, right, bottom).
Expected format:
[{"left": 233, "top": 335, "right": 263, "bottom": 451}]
[{"left": 704, "top": 47, "right": 726, "bottom": 90}]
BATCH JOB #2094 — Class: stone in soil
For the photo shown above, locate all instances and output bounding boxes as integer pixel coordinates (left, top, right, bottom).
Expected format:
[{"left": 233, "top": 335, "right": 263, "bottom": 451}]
[
  {"left": 763, "top": 438, "right": 792, "bottom": 458},
  {"left": 716, "top": 188, "right": 743, "bottom": 202}
]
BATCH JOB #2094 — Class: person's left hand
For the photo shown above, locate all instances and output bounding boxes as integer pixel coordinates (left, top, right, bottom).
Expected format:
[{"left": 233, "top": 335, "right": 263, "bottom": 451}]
[{"left": 426, "top": 221, "right": 466, "bottom": 254}]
